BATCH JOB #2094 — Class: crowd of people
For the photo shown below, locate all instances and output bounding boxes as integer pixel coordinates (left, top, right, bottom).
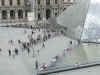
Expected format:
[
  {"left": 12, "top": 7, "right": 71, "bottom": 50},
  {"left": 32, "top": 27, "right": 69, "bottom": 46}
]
[
  {"left": 5, "top": 28, "right": 59, "bottom": 59},
  {"left": 0, "top": 27, "right": 75, "bottom": 71}
]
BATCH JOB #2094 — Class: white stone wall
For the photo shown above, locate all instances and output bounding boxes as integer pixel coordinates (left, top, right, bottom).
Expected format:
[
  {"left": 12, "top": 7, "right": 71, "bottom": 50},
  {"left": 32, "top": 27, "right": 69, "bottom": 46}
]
[{"left": 0, "top": 0, "right": 32, "bottom": 26}]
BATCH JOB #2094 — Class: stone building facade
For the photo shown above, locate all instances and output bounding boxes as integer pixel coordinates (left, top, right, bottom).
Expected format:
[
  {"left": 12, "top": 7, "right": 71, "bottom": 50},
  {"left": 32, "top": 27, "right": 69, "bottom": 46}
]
[
  {"left": 0, "top": 0, "right": 32, "bottom": 26},
  {"left": 34, "top": 0, "right": 73, "bottom": 25}
]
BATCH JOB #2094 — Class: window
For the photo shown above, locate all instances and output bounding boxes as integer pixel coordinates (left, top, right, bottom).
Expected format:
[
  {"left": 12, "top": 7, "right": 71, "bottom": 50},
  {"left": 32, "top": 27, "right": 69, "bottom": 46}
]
[
  {"left": 55, "top": 0, "right": 57, "bottom": 4},
  {"left": 10, "top": 0, "right": 13, "bottom": 6},
  {"left": 2, "top": 10, "right": 7, "bottom": 19},
  {"left": 46, "top": 0, "right": 50, "bottom": 5},
  {"left": 10, "top": 10, "right": 15, "bottom": 19},
  {"left": 1, "top": 0, "right": 5, "bottom": 6},
  {"left": 25, "top": 10, "right": 28, "bottom": 18},
  {"left": 17, "top": 0, "right": 20, "bottom": 5},
  {"left": 46, "top": 9, "right": 51, "bottom": 19},
  {"left": 37, "top": 0, "right": 40, "bottom": 5},
  {"left": 18, "top": 10, "right": 23, "bottom": 19}
]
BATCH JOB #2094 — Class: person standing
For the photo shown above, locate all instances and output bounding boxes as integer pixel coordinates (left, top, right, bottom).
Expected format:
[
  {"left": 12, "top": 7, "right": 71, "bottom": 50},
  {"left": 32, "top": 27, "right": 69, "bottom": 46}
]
[
  {"left": 48, "top": 33, "right": 51, "bottom": 39},
  {"left": 35, "top": 60, "right": 39, "bottom": 70},
  {"left": 0, "top": 48, "right": 2, "bottom": 54},
  {"left": 70, "top": 41, "right": 72, "bottom": 45},
  {"left": 42, "top": 42, "right": 45, "bottom": 48},
  {"left": 18, "top": 40, "right": 21, "bottom": 44},
  {"left": 8, "top": 49, "right": 11, "bottom": 56},
  {"left": 15, "top": 48, "right": 18, "bottom": 55},
  {"left": 27, "top": 48, "right": 30, "bottom": 56},
  {"left": 0, "top": 48, "right": 2, "bottom": 52},
  {"left": 37, "top": 49, "right": 40, "bottom": 56},
  {"left": 32, "top": 49, "right": 35, "bottom": 57}
]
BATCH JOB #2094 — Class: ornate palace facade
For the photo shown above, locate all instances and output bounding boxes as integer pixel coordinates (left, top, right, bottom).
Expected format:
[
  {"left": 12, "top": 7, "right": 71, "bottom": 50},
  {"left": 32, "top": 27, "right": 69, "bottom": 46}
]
[
  {"left": 34, "top": 0, "right": 73, "bottom": 25},
  {"left": 0, "top": 0, "right": 32, "bottom": 26}
]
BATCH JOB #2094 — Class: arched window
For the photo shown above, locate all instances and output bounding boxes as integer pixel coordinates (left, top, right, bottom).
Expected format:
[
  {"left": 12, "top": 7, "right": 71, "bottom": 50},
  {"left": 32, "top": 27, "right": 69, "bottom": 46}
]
[
  {"left": 17, "top": 0, "right": 20, "bottom": 5},
  {"left": 10, "top": 10, "right": 15, "bottom": 19},
  {"left": 9, "top": 0, "right": 13, "bottom": 6},
  {"left": 46, "top": 0, "right": 50, "bottom": 5},
  {"left": 55, "top": 0, "right": 58, "bottom": 4},
  {"left": 18, "top": 10, "right": 23, "bottom": 19},
  {"left": 46, "top": 9, "right": 51, "bottom": 19},
  {"left": 2, "top": 10, "right": 7, "bottom": 19},
  {"left": 1, "top": 0, "right": 5, "bottom": 6}
]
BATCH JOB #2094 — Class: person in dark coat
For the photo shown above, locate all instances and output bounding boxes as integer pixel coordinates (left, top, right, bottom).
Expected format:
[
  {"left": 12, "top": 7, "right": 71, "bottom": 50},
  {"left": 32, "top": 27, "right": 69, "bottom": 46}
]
[
  {"left": 35, "top": 60, "right": 39, "bottom": 70},
  {"left": 48, "top": 33, "right": 51, "bottom": 39},
  {"left": 22, "top": 42, "right": 27, "bottom": 49},
  {"left": 15, "top": 48, "right": 18, "bottom": 55},
  {"left": 27, "top": 48, "right": 30, "bottom": 55},
  {"left": 32, "top": 31, "right": 34, "bottom": 34},
  {"left": 70, "top": 41, "right": 72, "bottom": 45},
  {"left": 8, "top": 49, "right": 11, "bottom": 56},
  {"left": 18, "top": 40, "right": 21, "bottom": 44},
  {"left": 0, "top": 48, "right": 2, "bottom": 52}
]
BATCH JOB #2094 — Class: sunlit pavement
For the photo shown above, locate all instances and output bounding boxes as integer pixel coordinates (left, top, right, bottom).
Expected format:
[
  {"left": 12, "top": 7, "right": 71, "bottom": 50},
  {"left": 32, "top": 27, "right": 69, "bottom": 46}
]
[
  {"left": 1, "top": 27, "right": 100, "bottom": 75},
  {"left": 0, "top": 27, "right": 72, "bottom": 75}
]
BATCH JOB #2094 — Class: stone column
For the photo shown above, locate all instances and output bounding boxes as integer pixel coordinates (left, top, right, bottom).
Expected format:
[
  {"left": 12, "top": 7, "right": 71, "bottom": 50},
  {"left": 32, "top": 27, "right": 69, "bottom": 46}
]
[
  {"left": 44, "top": 8, "right": 46, "bottom": 19},
  {"left": 0, "top": 10, "right": 2, "bottom": 20},
  {"left": 22, "top": 10, "right": 25, "bottom": 25},
  {"left": 23, "top": 10, "right": 25, "bottom": 20},
  {"left": 7, "top": 10, "right": 11, "bottom": 25},
  {"left": 15, "top": 10, "right": 18, "bottom": 19},
  {"left": 7, "top": 10, "right": 10, "bottom": 20},
  {"left": 15, "top": 9, "right": 18, "bottom": 24},
  {"left": 0, "top": 10, "right": 2, "bottom": 24}
]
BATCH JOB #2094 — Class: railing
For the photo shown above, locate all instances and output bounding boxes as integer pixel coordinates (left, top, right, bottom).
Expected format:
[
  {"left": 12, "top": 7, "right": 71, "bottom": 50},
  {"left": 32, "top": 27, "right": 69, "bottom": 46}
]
[
  {"left": 37, "top": 60, "right": 100, "bottom": 75},
  {"left": 82, "top": 41, "right": 100, "bottom": 44},
  {"left": 0, "top": 21, "right": 34, "bottom": 28}
]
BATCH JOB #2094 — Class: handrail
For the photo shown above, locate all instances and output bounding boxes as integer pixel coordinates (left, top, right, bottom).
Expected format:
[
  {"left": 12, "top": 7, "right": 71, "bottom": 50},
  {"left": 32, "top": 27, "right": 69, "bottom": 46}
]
[
  {"left": 37, "top": 60, "right": 100, "bottom": 75},
  {"left": 82, "top": 41, "right": 100, "bottom": 44}
]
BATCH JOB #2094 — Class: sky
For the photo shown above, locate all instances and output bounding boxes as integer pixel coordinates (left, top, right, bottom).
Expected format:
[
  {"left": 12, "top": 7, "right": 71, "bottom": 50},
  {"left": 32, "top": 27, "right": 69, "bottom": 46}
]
[{"left": 91, "top": 0, "right": 100, "bottom": 4}]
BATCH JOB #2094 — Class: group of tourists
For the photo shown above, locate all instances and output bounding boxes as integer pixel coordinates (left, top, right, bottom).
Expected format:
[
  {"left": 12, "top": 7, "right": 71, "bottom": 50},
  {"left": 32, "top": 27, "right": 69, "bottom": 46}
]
[
  {"left": 8, "top": 48, "right": 19, "bottom": 59},
  {"left": 7, "top": 40, "right": 31, "bottom": 59},
  {"left": 7, "top": 29, "right": 55, "bottom": 58},
  {"left": 28, "top": 30, "right": 52, "bottom": 46}
]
